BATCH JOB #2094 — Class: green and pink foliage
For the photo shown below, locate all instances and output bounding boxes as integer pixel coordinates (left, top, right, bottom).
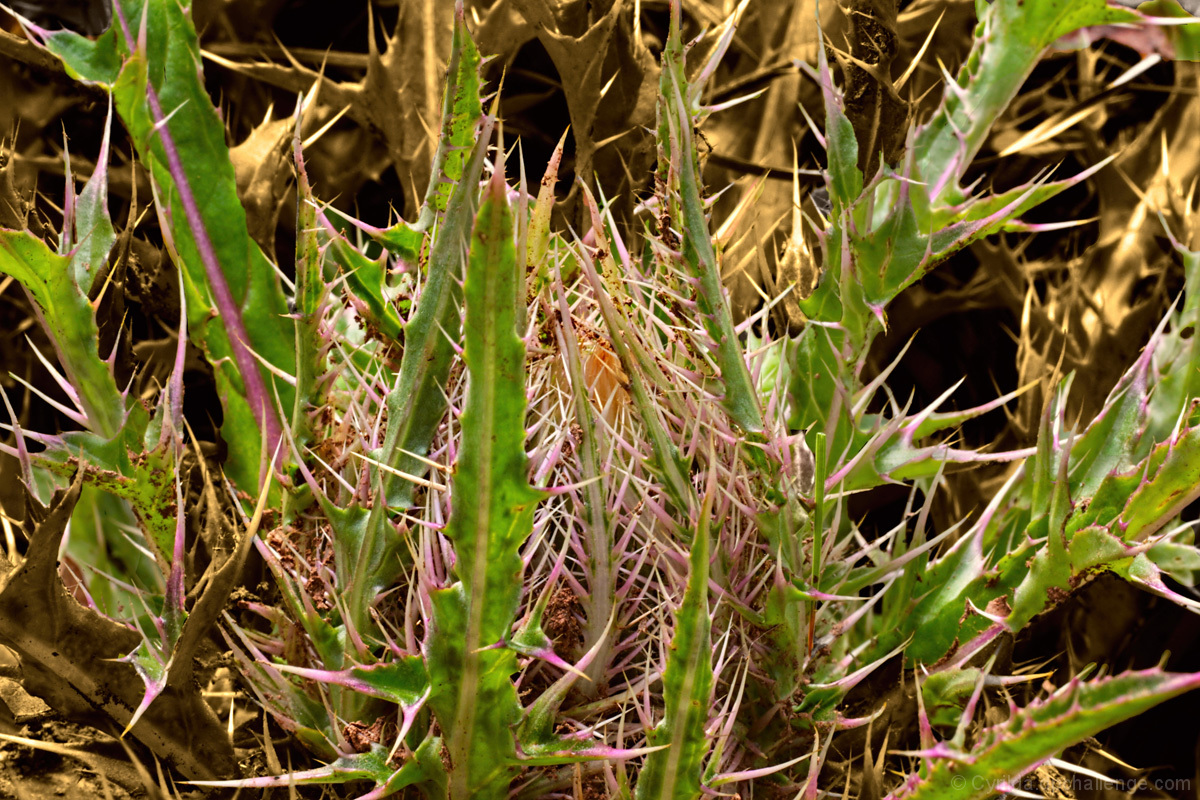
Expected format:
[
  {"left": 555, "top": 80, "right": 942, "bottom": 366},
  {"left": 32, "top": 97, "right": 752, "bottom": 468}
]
[
  {"left": 32, "top": 0, "right": 296, "bottom": 496},
  {"left": 3, "top": 0, "right": 1200, "bottom": 798},
  {"left": 655, "top": 0, "right": 763, "bottom": 437},
  {"left": 368, "top": 6, "right": 485, "bottom": 509},
  {"left": 893, "top": 669, "right": 1200, "bottom": 800},
  {"left": 423, "top": 144, "right": 544, "bottom": 799}
]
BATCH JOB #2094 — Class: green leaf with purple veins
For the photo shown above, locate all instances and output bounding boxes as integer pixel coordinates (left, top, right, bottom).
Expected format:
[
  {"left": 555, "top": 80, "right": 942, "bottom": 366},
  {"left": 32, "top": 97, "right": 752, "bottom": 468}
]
[{"left": 42, "top": 0, "right": 296, "bottom": 495}]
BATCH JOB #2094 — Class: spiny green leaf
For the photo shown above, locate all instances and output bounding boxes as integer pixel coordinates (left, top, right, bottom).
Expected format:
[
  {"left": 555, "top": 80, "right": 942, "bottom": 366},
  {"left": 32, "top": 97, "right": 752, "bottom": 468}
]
[
  {"left": 0, "top": 232, "right": 123, "bottom": 437},
  {"left": 327, "top": 235, "right": 405, "bottom": 344},
  {"left": 377, "top": 113, "right": 492, "bottom": 509},
  {"left": 289, "top": 139, "right": 327, "bottom": 469},
  {"left": 426, "top": 157, "right": 544, "bottom": 800},
  {"left": 636, "top": 471, "right": 715, "bottom": 800},
  {"left": 815, "top": 34, "right": 863, "bottom": 211},
  {"left": 44, "top": 0, "right": 296, "bottom": 494},
  {"left": 416, "top": 3, "right": 483, "bottom": 228},
  {"left": 912, "top": 0, "right": 1137, "bottom": 204},
  {"left": 656, "top": 7, "right": 763, "bottom": 435},
  {"left": 890, "top": 670, "right": 1200, "bottom": 800}
]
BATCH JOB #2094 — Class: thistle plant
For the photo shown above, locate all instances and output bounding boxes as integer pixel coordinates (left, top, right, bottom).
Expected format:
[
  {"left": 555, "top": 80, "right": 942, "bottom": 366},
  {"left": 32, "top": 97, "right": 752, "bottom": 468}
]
[{"left": 1, "top": 0, "right": 1200, "bottom": 798}]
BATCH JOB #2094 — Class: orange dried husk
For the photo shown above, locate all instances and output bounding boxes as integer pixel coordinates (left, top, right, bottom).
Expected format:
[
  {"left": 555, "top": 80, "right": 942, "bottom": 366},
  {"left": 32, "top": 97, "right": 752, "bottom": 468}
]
[
  {"left": 581, "top": 338, "right": 630, "bottom": 426},
  {"left": 541, "top": 326, "right": 632, "bottom": 437}
]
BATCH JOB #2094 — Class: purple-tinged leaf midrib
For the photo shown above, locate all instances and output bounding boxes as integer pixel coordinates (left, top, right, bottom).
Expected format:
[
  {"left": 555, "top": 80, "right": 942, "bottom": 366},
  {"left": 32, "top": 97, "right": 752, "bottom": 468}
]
[{"left": 142, "top": 83, "right": 282, "bottom": 457}]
